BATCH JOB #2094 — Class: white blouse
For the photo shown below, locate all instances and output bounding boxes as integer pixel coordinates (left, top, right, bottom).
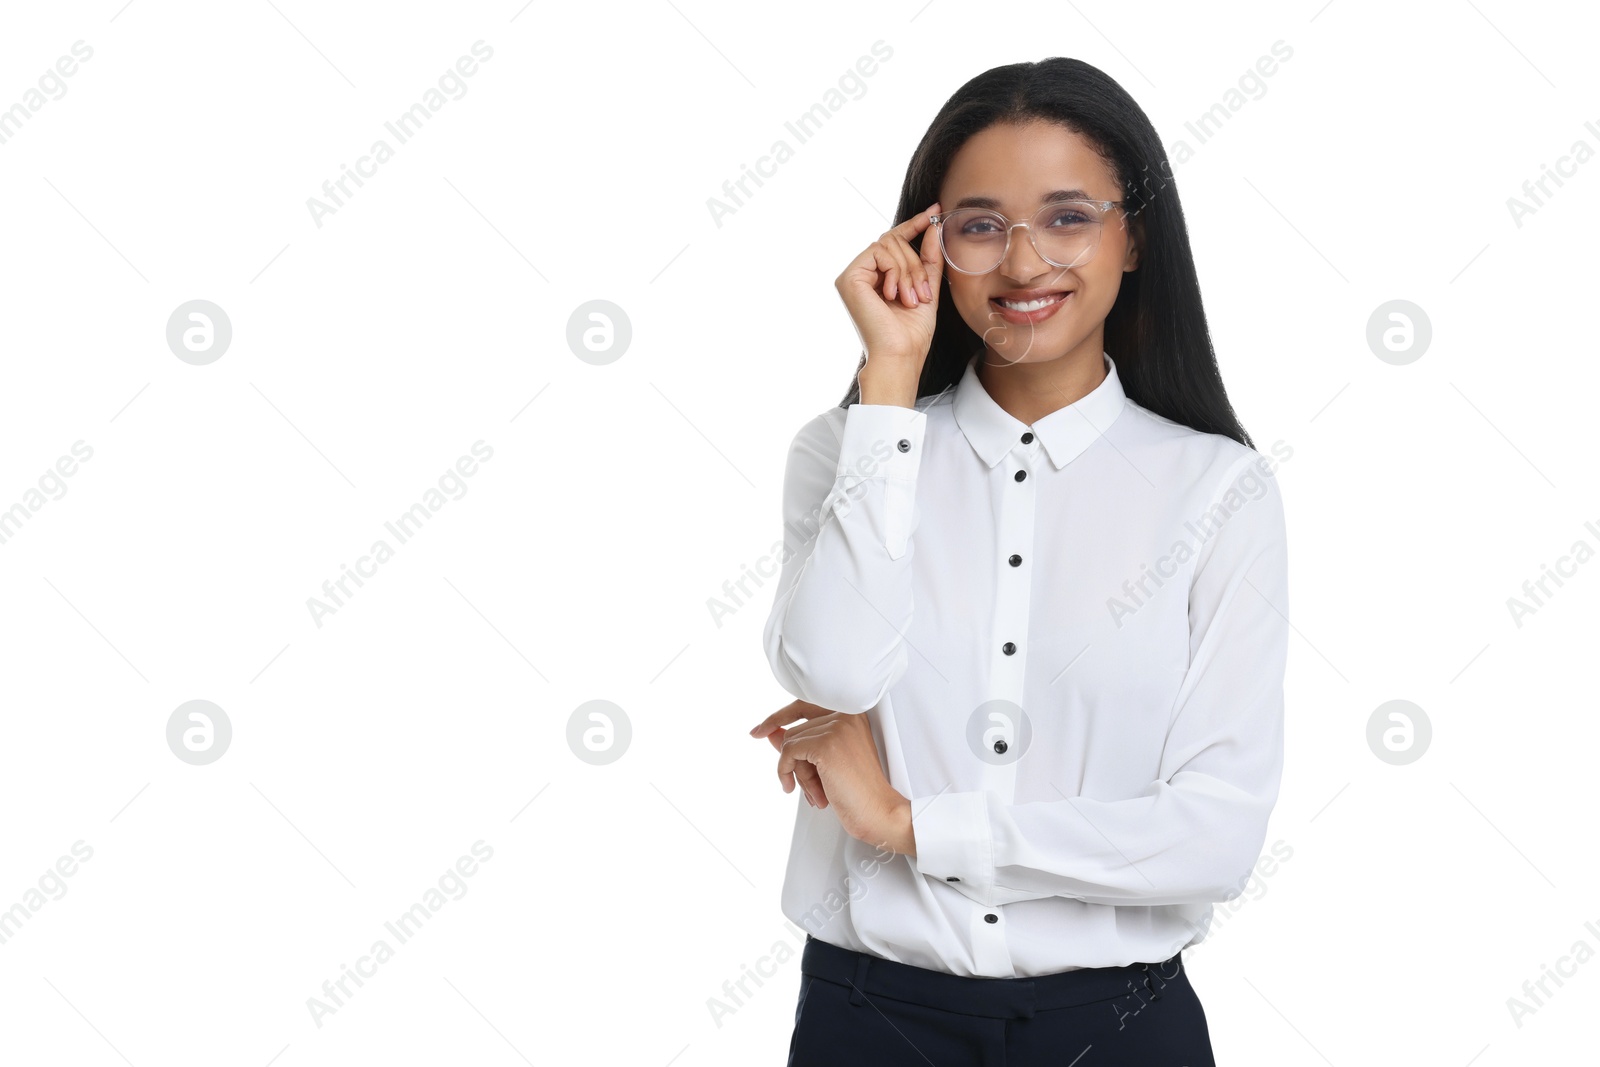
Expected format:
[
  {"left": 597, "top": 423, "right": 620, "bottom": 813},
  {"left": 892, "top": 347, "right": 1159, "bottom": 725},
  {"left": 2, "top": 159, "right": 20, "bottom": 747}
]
[{"left": 762, "top": 350, "right": 1289, "bottom": 977}]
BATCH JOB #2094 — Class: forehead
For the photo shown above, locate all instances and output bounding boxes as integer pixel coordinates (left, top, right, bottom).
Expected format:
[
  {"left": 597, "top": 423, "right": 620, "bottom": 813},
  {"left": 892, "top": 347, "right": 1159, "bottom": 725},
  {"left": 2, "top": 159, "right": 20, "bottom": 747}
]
[{"left": 940, "top": 121, "right": 1118, "bottom": 209}]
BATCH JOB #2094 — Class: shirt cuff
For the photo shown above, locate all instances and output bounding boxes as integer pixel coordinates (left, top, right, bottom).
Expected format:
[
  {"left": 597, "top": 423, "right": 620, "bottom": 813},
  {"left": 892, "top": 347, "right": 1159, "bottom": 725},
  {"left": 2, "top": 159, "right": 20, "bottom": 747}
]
[
  {"left": 911, "top": 790, "right": 994, "bottom": 902},
  {"left": 834, "top": 404, "right": 926, "bottom": 560}
]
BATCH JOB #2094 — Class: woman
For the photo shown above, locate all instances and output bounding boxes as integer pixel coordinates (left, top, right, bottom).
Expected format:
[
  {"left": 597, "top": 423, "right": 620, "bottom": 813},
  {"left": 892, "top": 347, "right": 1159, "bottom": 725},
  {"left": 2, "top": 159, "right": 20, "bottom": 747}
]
[{"left": 751, "top": 57, "right": 1289, "bottom": 1065}]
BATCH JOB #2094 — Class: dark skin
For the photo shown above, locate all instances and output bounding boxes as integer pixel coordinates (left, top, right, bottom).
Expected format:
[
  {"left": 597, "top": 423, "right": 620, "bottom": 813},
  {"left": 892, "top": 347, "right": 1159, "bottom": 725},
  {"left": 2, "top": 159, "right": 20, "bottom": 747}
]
[{"left": 750, "top": 121, "right": 1141, "bottom": 858}]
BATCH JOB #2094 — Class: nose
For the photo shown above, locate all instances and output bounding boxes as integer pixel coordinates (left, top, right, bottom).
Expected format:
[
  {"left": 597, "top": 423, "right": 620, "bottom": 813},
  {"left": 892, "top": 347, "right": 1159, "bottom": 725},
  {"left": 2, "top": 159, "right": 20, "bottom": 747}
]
[{"left": 1000, "top": 222, "right": 1064, "bottom": 285}]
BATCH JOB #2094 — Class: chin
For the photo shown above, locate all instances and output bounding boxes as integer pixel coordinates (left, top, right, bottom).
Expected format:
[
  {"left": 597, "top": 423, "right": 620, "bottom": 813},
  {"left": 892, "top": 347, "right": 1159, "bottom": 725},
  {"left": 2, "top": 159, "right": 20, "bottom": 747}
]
[{"left": 982, "top": 324, "right": 1082, "bottom": 365}]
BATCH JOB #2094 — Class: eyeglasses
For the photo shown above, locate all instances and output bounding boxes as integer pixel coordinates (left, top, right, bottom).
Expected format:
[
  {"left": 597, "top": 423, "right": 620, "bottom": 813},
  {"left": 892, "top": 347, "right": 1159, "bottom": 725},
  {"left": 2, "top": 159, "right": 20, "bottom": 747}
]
[{"left": 928, "top": 199, "right": 1124, "bottom": 275}]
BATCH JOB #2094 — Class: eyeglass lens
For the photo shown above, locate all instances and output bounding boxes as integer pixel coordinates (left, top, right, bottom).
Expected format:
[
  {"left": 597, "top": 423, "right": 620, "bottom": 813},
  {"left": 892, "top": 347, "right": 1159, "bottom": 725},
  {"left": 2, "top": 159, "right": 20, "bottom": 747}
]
[{"left": 939, "top": 201, "right": 1110, "bottom": 274}]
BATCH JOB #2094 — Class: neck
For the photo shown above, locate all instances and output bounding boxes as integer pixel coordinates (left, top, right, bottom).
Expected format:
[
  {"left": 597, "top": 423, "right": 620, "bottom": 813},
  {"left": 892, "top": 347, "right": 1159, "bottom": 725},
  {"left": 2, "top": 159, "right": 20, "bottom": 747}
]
[{"left": 974, "top": 332, "right": 1107, "bottom": 426}]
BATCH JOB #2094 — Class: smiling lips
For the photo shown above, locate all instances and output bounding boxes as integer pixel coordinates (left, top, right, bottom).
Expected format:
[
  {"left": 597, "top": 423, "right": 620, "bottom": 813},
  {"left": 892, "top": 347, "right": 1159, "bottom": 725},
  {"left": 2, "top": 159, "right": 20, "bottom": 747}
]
[
  {"left": 990, "top": 289, "right": 1073, "bottom": 324},
  {"left": 995, "top": 292, "right": 1067, "bottom": 311}
]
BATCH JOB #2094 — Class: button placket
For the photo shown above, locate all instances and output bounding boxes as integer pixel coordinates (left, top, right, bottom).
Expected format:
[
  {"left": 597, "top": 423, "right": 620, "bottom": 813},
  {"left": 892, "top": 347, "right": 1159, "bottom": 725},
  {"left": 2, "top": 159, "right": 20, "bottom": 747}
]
[
  {"left": 973, "top": 442, "right": 1038, "bottom": 974},
  {"left": 988, "top": 445, "right": 1036, "bottom": 780},
  {"left": 992, "top": 444, "right": 1036, "bottom": 723},
  {"left": 971, "top": 905, "right": 1011, "bottom": 974}
]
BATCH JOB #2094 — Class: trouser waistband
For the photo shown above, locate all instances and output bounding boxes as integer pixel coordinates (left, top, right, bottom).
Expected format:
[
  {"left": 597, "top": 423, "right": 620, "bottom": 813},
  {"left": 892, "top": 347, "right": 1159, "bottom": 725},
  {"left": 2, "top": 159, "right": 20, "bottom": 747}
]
[{"left": 799, "top": 934, "right": 1185, "bottom": 1021}]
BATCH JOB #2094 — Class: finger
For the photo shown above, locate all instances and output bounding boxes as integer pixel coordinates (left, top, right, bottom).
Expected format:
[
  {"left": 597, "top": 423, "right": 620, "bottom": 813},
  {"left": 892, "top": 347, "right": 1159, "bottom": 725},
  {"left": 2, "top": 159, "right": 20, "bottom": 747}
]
[
  {"left": 883, "top": 236, "right": 920, "bottom": 308},
  {"left": 890, "top": 202, "right": 940, "bottom": 304},
  {"left": 770, "top": 716, "right": 829, "bottom": 754},
  {"left": 793, "top": 760, "right": 827, "bottom": 808},
  {"left": 764, "top": 718, "right": 828, "bottom": 752},
  {"left": 919, "top": 209, "right": 944, "bottom": 298},
  {"left": 903, "top": 234, "right": 933, "bottom": 304},
  {"left": 889, "top": 200, "right": 941, "bottom": 245},
  {"left": 875, "top": 240, "right": 902, "bottom": 303},
  {"left": 846, "top": 241, "right": 902, "bottom": 303},
  {"left": 776, "top": 727, "right": 834, "bottom": 802},
  {"left": 889, "top": 232, "right": 934, "bottom": 307},
  {"left": 805, "top": 769, "right": 829, "bottom": 807},
  {"left": 750, "top": 699, "right": 822, "bottom": 737},
  {"left": 776, "top": 736, "right": 808, "bottom": 794}
]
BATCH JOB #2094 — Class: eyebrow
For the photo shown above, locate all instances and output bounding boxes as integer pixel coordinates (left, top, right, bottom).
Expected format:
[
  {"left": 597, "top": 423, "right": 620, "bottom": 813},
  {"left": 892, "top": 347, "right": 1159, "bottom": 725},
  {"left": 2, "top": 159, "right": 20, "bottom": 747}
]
[{"left": 952, "top": 188, "right": 1094, "bottom": 210}]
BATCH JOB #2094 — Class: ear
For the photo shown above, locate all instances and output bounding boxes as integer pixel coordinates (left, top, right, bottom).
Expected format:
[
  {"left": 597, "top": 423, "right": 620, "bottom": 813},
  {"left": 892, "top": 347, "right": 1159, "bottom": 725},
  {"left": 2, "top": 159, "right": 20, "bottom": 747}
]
[{"left": 1121, "top": 212, "right": 1142, "bottom": 273}]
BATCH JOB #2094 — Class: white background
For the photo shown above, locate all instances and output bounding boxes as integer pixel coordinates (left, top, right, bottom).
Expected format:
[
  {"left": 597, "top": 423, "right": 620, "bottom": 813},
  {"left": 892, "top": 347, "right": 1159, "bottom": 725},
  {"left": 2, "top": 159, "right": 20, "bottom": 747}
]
[{"left": 1, "top": 1, "right": 1597, "bottom": 1064}]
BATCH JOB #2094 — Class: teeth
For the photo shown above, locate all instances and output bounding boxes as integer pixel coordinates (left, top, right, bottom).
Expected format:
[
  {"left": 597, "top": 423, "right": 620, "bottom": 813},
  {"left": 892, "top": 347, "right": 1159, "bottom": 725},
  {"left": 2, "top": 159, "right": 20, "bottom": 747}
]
[{"left": 997, "top": 293, "right": 1065, "bottom": 311}]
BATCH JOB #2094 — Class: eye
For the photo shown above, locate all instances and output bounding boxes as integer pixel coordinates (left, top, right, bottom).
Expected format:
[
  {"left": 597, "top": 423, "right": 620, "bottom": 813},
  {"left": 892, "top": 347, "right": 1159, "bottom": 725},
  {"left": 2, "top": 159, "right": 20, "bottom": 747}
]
[{"left": 1044, "top": 208, "right": 1092, "bottom": 228}]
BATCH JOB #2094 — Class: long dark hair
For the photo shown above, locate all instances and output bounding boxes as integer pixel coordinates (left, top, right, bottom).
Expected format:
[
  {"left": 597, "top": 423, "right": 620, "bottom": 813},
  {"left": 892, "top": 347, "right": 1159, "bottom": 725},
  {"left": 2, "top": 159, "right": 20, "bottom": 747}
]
[{"left": 837, "top": 57, "right": 1254, "bottom": 450}]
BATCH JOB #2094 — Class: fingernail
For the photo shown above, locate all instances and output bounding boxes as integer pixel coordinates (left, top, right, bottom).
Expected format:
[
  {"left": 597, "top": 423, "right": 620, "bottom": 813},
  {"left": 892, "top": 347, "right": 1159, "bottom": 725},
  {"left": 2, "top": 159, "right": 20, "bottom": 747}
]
[{"left": 920, "top": 281, "right": 932, "bottom": 301}]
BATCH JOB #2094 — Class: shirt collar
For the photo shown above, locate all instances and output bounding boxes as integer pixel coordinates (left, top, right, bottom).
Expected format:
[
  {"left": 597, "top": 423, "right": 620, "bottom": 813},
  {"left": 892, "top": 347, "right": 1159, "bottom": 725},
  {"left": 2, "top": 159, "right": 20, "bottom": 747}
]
[{"left": 952, "top": 350, "right": 1128, "bottom": 470}]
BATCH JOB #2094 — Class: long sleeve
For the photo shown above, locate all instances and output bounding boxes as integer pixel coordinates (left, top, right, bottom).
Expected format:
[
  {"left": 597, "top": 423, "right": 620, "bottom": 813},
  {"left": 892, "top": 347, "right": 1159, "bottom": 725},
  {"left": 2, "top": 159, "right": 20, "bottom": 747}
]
[
  {"left": 911, "top": 450, "right": 1290, "bottom": 907},
  {"left": 762, "top": 402, "right": 928, "bottom": 714}
]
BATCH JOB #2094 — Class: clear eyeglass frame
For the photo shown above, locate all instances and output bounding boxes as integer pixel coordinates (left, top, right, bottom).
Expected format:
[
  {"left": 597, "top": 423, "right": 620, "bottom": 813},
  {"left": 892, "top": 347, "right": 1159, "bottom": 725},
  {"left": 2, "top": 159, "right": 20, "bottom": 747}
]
[{"left": 928, "top": 199, "right": 1126, "bottom": 275}]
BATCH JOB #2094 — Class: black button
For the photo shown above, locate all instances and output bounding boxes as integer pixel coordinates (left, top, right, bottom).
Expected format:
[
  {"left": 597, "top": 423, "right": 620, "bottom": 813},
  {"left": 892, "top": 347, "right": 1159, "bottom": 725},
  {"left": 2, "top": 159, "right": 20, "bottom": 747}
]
[
  {"left": 946, "top": 876, "right": 960, "bottom": 882},
  {"left": 897, "top": 438, "right": 910, "bottom": 453},
  {"left": 1014, "top": 470, "right": 1027, "bottom": 482},
  {"left": 993, "top": 739, "right": 1007, "bottom": 754},
  {"left": 984, "top": 913, "right": 998, "bottom": 924},
  {"left": 1021, "top": 431, "right": 1034, "bottom": 443},
  {"left": 1002, "top": 642, "right": 1016, "bottom": 655},
  {"left": 1008, "top": 554, "right": 1022, "bottom": 567}
]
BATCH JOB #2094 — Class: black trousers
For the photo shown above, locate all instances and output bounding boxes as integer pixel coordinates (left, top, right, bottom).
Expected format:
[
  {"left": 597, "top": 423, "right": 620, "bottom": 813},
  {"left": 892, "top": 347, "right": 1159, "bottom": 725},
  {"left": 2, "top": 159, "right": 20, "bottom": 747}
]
[{"left": 788, "top": 934, "right": 1216, "bottom": 1067}]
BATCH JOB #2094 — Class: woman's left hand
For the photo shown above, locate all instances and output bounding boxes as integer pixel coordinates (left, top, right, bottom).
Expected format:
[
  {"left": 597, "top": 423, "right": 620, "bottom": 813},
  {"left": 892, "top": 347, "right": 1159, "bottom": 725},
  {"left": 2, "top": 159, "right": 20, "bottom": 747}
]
[{"left": 750, "top": 700, "right": 915, "bottom": 855}]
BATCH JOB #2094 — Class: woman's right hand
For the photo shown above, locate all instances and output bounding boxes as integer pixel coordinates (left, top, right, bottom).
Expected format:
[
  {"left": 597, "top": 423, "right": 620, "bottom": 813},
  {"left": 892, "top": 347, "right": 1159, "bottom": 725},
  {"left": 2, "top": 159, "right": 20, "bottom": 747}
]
[{"left": 834, "top": 201, "right": 945, "bottom": 373}]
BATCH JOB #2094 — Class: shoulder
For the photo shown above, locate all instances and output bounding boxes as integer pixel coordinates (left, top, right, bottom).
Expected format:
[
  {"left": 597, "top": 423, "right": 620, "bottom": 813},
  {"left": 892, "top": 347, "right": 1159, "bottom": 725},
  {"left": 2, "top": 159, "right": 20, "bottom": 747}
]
[{"left": 1116, "top": 397, "right": 1289, "bottom": 512}]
